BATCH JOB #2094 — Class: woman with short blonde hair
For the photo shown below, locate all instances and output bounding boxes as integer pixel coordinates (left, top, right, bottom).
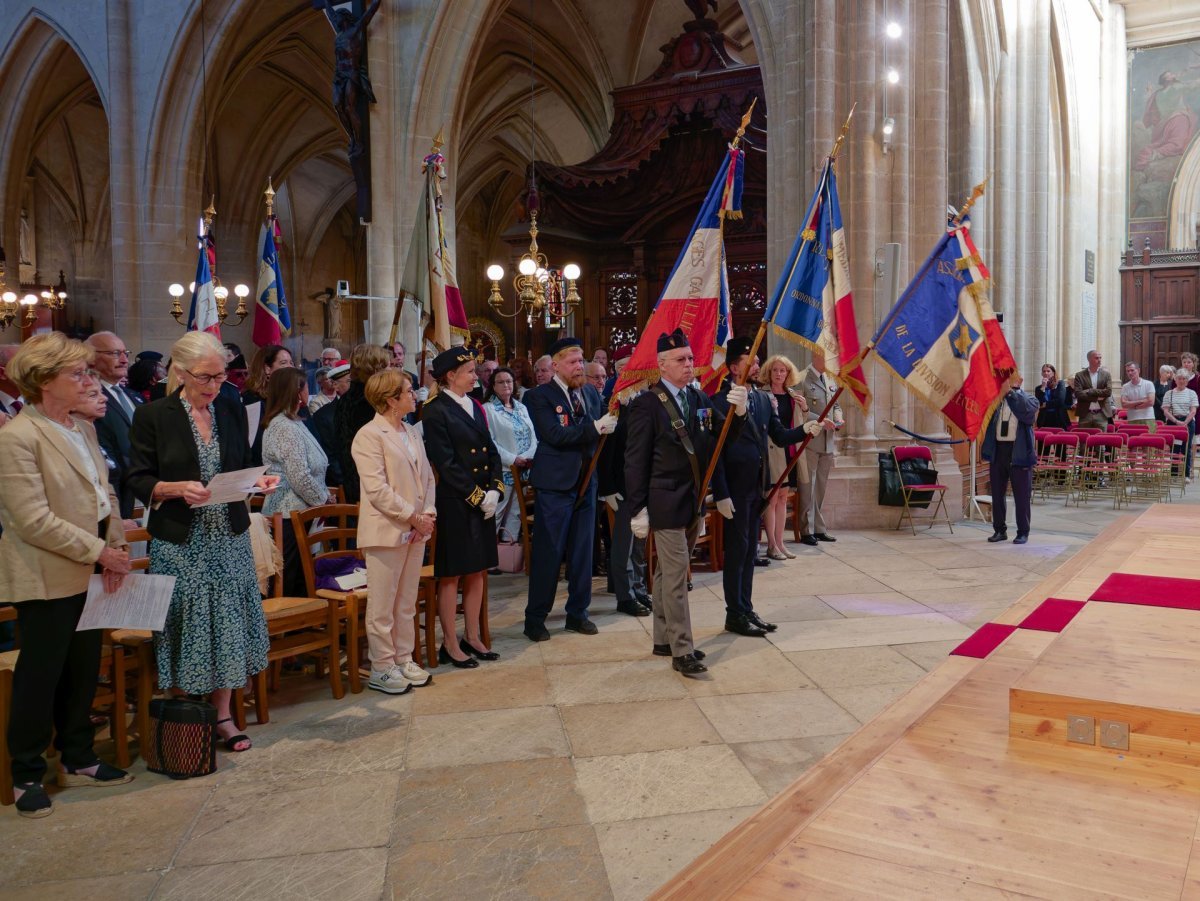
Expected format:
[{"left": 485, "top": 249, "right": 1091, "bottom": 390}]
[
  {"left": 0, "top": 332, "right": 132, "bottom": 817},
  {"left": 352, "top": 368, "right": 436, "bottom": 692}
]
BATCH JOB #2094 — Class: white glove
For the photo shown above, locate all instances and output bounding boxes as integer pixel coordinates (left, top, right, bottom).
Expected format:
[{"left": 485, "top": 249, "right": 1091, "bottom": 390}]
[
  {"left": 594, "top": 412, "right": 618, "bottom": 435},
  {"left": 727, "top": 384, "right": 749, "bottom": 416},
  {"left": 604, "top": 493, "right": 623, "bottom": 512},
  {"left": 716, "top": 497, "right": 735, "bottom": 519},
  {"left": 415, "top": 386, "right": 430, "bottom": 403},
  {"left": 631, "top": 508, "right": 650, "bottom": 539},
  {"left": 804, "top": 420, "right": 823, "bottom": 437},
  {"left": 481, "top": 489, "right": 500, "bottom": 519}
]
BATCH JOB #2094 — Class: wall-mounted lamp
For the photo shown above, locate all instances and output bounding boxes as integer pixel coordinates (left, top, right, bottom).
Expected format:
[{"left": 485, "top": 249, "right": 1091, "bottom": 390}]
[
  {"left": 881, "top": 117, "right": 895, "bottom": 154},
  {"left": 885, "top": 21, "right": 902, "bottom": 39},
  {"left": 885, "top": 68, "right": 900, "bottom": 85}
]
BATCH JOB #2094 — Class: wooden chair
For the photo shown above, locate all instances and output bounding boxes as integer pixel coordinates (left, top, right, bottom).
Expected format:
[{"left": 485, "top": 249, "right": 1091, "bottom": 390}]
[
  {"left": 511, "top": 464, "right": 536, "bottom": 575},
  {"left": 0, "top": 649, "right": 17, "bottom": 805},
  {"left": 291, "top": 503, "right": 367, "bottom": 693},
  {"left": 250, "top": 513, "right": 345, "bottom": 724},
  {"left": 420, "top": 531, "right": 488, "bottom": 668},
  {"left": 891, "top": 445, "right": 953, "bottom": 534}
]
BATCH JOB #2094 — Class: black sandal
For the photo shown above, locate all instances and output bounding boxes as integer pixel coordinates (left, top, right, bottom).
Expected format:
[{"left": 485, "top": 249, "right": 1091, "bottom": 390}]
[{"left": 215, "top": 717, "right": 251, "bottom": 752}]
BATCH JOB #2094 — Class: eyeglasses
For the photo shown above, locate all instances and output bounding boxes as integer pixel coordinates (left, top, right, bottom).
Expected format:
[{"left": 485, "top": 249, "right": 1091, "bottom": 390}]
[
  {"left": 94, "top": 349, "right": 130, "bottom": 359},
  {"left": 186, "top": 369, "right": 228, "bottom": 386},
  {"left": 64, "top": 367, "right": 91, "bottom": 382}
]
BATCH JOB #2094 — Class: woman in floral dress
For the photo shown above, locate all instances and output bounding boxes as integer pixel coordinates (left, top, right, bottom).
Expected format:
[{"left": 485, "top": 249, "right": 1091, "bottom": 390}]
[{"left": 127, "top": 331, "right": 278, "bottom": 752}]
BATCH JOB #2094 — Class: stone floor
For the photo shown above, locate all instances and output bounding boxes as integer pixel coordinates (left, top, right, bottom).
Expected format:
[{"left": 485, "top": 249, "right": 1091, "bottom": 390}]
[{"left": 3, "top": 492, "right": 1194, "bottom": 900}]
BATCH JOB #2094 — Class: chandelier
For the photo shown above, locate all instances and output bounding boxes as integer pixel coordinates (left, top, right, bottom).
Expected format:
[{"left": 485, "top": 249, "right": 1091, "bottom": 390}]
[
  {"left": 167, "top": 198, "right": 249, "bottom": 326},
  {"left": 483, "top": 0, "right": 580, "bottom": 329},
  {"left": 0, "top": 261, "right": 69, "bottom": 331},
  {"left": 486, "top": 209, "right": 580, "bottom": 328}
]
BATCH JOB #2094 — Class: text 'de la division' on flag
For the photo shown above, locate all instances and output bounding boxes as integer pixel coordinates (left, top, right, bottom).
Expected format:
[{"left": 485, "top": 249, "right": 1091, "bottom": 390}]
[
  {"left": 252, "top": 218, "right": 291, "bottom": 347},
  {"left": 873, "top": 215, "right": 1015, "bottom": 441},
  {"left": 762, "top": 160, "right": 870, "bottom": 410},
  {"left": 610, "top": 143, "right": 743, "bottom": 405}
]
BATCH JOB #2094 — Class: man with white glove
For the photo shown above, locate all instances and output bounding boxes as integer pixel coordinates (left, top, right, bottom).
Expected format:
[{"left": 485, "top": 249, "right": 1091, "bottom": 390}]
[
  {"left": 716, "top": 498, "right": 735, "bottom": 519},
  {"left": 602, "top": 493, "right": 622, "bottom": 512},
  {"left": 624, "top": 328, "right": 744, "bottom": 676},
  {"left": 712, "top": 338, "right": 812, "bottom": 638},
  {"left": 726, "top": 383, "right": 750, "bottom": 416},
  {"left": 481, "top": 489, "right": 500, "bottom": 519},
  {"left": 520, "top": 337, "right": 608, "bottom": 641},
  {"left": 594, "top": 412, "right": 618, "bottom": 435},
  {"left": 414, "top": 385, "right": 430, "bottom": 404}
]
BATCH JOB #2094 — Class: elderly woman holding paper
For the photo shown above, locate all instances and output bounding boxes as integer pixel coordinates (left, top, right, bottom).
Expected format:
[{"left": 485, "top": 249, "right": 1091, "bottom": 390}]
[
  {"left": 128, "top": 331, "right": 278, "bottom": 754},
  {"left": 0, "top": 332, "right": 132, "bottom": 818}
]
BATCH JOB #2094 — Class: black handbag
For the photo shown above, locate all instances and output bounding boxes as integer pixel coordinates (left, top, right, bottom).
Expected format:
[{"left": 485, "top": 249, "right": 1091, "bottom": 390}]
[
  {"left": 144, "top": 698, "right": 218, "bottom": 779},
  {"left": 877, "top": 452, "right": 939, "bottom": 509}
]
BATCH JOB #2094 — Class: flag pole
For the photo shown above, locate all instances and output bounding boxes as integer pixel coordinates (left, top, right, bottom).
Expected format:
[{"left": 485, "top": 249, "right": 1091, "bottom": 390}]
[
  {"left": 765, "top": 176, "right": 990, "bottom": 502},
  {"left": 696, "top": 107, "right": 854, "bottom": 516},
  {"left": 576, "top": 100, "right": 759, "bottom": 507}
]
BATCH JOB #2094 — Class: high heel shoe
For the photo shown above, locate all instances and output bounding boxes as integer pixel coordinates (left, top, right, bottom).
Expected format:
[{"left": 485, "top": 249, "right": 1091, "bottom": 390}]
[
  {"left": 438, "top": 645, "right": 479, "bottom": 669},
  {"left": 460, "top": 637, "right": 500, "bottom": 661}
]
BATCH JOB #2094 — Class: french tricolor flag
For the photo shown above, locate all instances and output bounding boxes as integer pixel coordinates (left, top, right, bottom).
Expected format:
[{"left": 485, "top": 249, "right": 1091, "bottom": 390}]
[
  {"left": 187, "top": 228, "right": 220, "bottom": 337},
  {"left": 610, "top": 145, "right": 741, "bottom": 404}
]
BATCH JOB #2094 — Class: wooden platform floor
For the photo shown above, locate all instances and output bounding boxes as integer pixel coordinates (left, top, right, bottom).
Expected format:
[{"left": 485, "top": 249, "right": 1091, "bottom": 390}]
[{"left": 658, "top": 505, "right": 1200, "bottom": 900}]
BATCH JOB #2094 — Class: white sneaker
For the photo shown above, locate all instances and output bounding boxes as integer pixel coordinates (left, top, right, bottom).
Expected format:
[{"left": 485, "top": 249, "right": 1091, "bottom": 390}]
[
  {"left": 367, "top": 668, "right": 412, "bottom": 694},
  {"left": 394, "top": 661, "right": 432, "bottom": 688}
]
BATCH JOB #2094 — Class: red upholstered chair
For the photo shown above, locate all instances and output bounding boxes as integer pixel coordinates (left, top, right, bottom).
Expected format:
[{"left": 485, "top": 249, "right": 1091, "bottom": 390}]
[
  {"left": 1035, "top": 432, "right": 1081, "bottom": 501},
  {"left": 890, "top": 444, "right": 953, "bottom": 535},
  {"left": 1125, "top": 434, "right": 1171, "bottom": 502},
  {"left": 1072, "top": 434, "right": 1126, "bottom": 508}
]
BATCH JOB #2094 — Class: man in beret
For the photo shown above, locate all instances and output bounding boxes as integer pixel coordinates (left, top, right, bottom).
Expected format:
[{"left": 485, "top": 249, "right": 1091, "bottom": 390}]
[
  {"left": 712, "top": 337, "right": 819, "bottom": 637},
  {"left": 522, "top": 337, "right": 618, "bottom": 641},
  {"left": 624, "top": 328, "right": 749, "bottom": 675}
]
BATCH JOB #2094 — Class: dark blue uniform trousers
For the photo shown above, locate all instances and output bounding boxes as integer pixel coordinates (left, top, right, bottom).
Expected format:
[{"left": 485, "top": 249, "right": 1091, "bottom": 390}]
[
  {"left": 989, "top": 441, "right": 1033, "bottom": 537},
  {"left": 721, "top": 488, "right": 763, "bottom": 617},
  {"left": 525, "top": 482, "right": 598, "bottom": 627}
]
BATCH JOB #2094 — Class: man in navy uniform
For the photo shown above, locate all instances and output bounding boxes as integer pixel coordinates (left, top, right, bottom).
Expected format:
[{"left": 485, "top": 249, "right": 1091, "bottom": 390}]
[
  {"left": 625, "top": 329, "right": 748, "bottom": 676},
  {"left": 523, "top": 337, "right": 618, "bottom": 641},
  {"left": 712, "top": 337, "right": 820, "bottom": 637}
]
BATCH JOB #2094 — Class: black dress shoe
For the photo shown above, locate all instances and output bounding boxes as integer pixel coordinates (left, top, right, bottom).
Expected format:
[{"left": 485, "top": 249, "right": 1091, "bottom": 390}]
[
  {"left": 523, "top": 623, "right": 551, "bottom": 642},
  {"left": 747, "top": 611, "right": 777, "bottom": 632},
  {"left": 754, "top": 557, "right": 770, "bottom": 567},
  {"left": 672, "top": 654, "right": 708, "bottom": 676},
  {"left": 987, "top": 531, "right": 1008, "bottom": 543},
  {"left": 1013, "top": 534, "right": 1029, "bottom": 545},
  {"left": 799, "top": 535, "right": 819, "bottom": 547},
  {"left": 725, "top": 615, "right": 768, "bottom": 638},
  {"left": 564, "top": 616, "right": 599, "bottom": 635},
  {"left": 814, "top": 533, "right": 837, "bottom": 543},
  {"left": 438, "top": 645, "right": 479, "bottom": 668},
  {"left": 653, "top": 644, "right": 705, "bottom": 659},
  {"left": 686, "top": 580, "right": 694, "bottom": 591},
  {"left": 460, "top": 637, "right": 499, "bottom": 661},
  {"left": 616, "top": 602, "right": 650, "bottom": 617},
  {"left": 635, "top": 596, "right": 652, "bottom": 611}
]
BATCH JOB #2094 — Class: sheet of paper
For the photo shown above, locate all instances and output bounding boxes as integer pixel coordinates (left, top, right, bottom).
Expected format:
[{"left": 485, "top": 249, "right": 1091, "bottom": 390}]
[
  {"left": 192, "top": 465, "right": 268, "bottom": 507},
  {"left": 333, "top": 568, "right": 368, "bottom": 590},
  {"left": 245, "top": 401, "right": 262, "bottom": 448},
  {"left": 77, "top": 573, "right": 176, "bottom": 632}
]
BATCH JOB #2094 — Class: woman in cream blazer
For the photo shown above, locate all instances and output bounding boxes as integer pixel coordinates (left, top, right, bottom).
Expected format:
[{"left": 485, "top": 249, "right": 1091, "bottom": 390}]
[
  {"left": 0, "top": 333, "right": 131, "bottom": 818},
  {"left": 351, "top": 369, "right": 437, "bottom": 694}
]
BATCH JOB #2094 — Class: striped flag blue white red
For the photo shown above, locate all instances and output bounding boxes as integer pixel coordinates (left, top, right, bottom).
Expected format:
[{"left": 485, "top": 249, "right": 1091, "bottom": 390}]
[
  {"left": 610, "top": 144, "right": 742, "bottom": 404},
  {"left": 763, "top": 161, "right": 870, "bottom": 410},
  {"left": 187, "top": 228, "right": 220, "bottom": 337},
  {"left": 252, "top": 219, "right": 291, "bottom": 347},
  {"left": 874, "top": 215, "right": 1015, "bottom": 440}
]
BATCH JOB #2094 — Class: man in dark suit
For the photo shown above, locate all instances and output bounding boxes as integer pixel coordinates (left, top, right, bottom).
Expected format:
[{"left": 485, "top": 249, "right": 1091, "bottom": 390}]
[
  {"left": 712, "top": 337, "right": 816, "bottom": 638},
  {"left": 625, "top": 329, "right": 748, "bottom": 676},
  {"left": 522, "top": 337, "right": 618, "bottom": 641},
  {"left": 86, "top": 331, "right": 144, "bottom": 518}
]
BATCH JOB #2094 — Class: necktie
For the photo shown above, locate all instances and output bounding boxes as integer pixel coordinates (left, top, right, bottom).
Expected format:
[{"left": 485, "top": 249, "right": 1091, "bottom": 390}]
[
  {"left": 571, "top": 390, "right": 584, "bottom": 420},
  {"left": 10, "top": 398, "right": 21, "bottom": 413},
  {"left": 676, "top": 388, "right": 689, "bottom": 422}
]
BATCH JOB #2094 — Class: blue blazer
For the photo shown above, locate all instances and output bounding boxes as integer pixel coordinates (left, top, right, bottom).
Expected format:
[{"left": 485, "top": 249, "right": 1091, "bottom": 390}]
[
  {"left": 981, "top": 388, "right": 1039, "bottom": 468},
  {"left": 525, "top": 380, "right": 603, "bottom": 492}
]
